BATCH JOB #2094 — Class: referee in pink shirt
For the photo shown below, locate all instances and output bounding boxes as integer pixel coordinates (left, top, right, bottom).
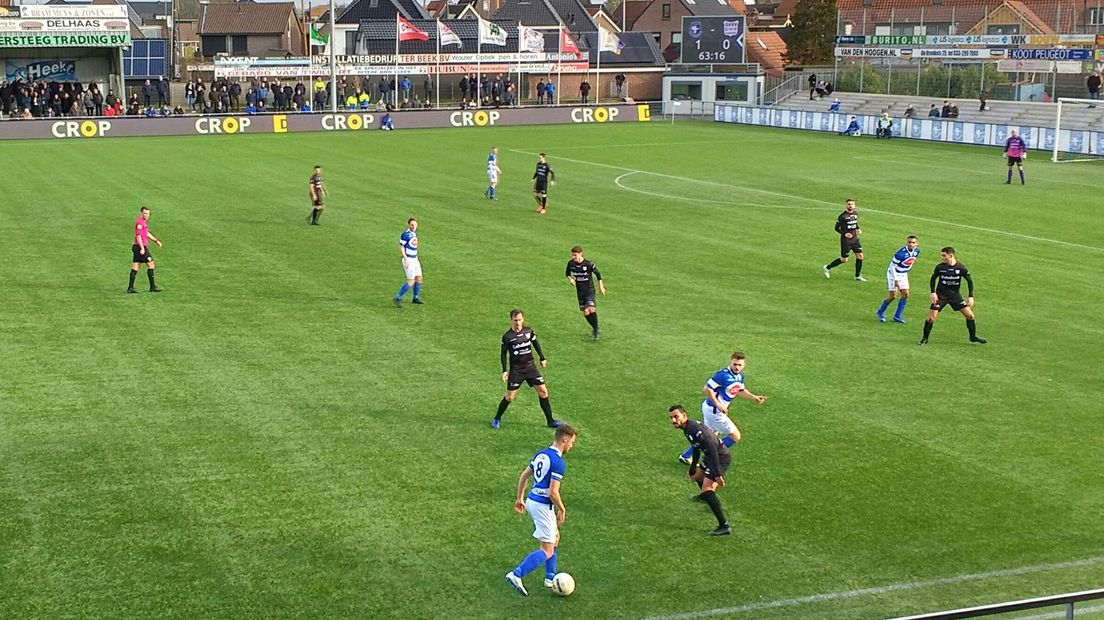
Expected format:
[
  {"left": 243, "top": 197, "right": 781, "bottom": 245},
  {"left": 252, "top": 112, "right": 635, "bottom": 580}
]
[{"left": 128, "top": 206, "right": 163, "bottom": 293}]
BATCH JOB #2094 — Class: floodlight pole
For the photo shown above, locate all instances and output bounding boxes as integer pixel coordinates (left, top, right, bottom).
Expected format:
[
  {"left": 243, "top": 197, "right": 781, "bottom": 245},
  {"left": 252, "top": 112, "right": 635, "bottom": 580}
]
[{"left": 329, "top": 0, "right": 338, "bottom": 112}]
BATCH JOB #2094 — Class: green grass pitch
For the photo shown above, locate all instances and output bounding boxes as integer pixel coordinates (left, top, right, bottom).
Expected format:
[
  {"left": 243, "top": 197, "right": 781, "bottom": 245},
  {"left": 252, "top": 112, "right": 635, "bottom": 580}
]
[{"left": 1, "top": 121, "right": 1102, "bottom": 619}]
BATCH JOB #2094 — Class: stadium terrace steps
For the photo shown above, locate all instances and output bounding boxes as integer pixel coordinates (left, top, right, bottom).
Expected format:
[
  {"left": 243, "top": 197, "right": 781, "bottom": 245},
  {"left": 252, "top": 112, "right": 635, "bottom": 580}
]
[{"left": 774, "top": 92, "right": 1104, "bottom": 132}]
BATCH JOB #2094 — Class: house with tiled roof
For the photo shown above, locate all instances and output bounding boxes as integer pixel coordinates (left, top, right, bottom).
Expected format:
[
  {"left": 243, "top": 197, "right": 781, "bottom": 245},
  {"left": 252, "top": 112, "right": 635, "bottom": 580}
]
[
  {"left": 320, "top": 0, "right": 431, "bottom": 54},
  {"left": 744, "top": 29, "right": 786, "bottom": 76},
  {"left": 836, "top": 0, "right": 1086, "bottom": 36},
  {"left": 585, "top": 5, "right": 622, "bottom": 33},
  {"left": 199, "top": 1, "right": 305, "bottom": 57}
]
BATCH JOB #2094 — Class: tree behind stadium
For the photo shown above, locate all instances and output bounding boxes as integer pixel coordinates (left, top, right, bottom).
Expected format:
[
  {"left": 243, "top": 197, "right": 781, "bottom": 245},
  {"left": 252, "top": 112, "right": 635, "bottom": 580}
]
[{"left": 785, "top": 0, "right": 837, "bottom": 66}]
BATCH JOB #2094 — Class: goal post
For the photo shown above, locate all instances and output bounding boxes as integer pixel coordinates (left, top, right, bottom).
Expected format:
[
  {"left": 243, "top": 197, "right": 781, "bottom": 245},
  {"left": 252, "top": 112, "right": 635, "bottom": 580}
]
[{"left": 1052, "top": 97, "right": 1104, "bottom": 163}]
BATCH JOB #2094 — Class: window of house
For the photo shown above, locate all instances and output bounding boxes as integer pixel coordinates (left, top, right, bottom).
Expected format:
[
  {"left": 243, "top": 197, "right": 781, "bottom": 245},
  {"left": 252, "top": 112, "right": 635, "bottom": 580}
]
[
  {"left": 231, "top": 35, "right": 248, "bottom": 54},
  {"left": 662, "top": 3, "right": 671, "bottom": 20},
  {"left": 672, "top": 32, "right": 681, "bottom": 44},
  {"left": 1090, "top": 8, "right": 1104, "bottom": 26},
  {"left": 651, "top": 32, "right": 661, "bottom": 45},
  {"left": 987, "top": 24, "right": 1020, "bottom": 35}
]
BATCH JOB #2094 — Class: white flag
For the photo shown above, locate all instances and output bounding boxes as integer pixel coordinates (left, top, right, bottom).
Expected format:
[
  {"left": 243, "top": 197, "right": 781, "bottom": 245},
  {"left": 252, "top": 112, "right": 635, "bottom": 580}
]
[
  {"left": 598, "top": 25, "right": 623, "bottom": 55},
  {"left": 518, "top": 24, "right": 544, "bottom": 53},
  {"left": 478, "top": 17, "right": 507, "bottom": 47},
  {"left": 438, "top": 21, "right": 462, "bottom": 48}
]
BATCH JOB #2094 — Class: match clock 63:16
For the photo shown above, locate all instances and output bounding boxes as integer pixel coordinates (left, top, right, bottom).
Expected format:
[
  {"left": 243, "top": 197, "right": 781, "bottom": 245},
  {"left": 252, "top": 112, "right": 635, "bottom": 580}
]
[{"left": 680, "top": 16, "right": 746, "bottom": 65}]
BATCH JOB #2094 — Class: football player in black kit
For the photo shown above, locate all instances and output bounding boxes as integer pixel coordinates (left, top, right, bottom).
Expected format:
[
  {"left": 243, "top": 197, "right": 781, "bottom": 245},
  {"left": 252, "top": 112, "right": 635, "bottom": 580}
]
[
  {"left": 492, "top": 309, "right": 564, "bottom": 429},
  {"left": 307, "top": 165, "right": 328, "bottom": 225},
  {"left": 669, "top": 404, "right": 731, "bottom": 536},
  {"left": 919, "top": 246, "right": 987, "bottom": 346},
  {"left": 566, "top": 246, "right": 606, "bottom": 340},
  {"left": 532, "top": 153, "right": 555, "bottom": 214},
  {"left": 822, "top": 198, "right": 866, "bottom": 281}
]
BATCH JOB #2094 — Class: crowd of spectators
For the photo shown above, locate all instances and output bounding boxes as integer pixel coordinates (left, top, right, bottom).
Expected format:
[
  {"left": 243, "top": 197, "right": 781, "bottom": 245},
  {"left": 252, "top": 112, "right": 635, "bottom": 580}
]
[
  {"left": 2, "top": 72, "right": 565, "bottom": 120},
  {"left": 0, "top": 78, "right": 119, "bottom": 119}
]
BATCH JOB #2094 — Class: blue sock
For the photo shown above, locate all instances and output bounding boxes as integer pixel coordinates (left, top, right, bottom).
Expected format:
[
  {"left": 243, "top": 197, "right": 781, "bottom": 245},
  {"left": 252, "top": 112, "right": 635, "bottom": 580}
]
[
  {"left": 721, "top": 436, "right": 736, "bottom": 448},
  {"left": 680, "top": 445, "right": 693, "bottom": 460},
  {"left": 1007, "top": 169, "right": 1013, "bottom": 182},
  {"left": 1019, "top": 169, "right": 1025, "bottom": 183},
  {"left": 545, "top": 548, "right": 558, "bottom": 581},
  {"left": 395, "top": 283, "right": 410, "bottom": 300},
  {"left": 514, "top": 548, "right": 547, "bottom": 578},
  {"left": 412, "top": 283, "right": 421, "bottom": 299},
  {"left": 895, "top": 298, "right": 908, "bottom": 318},
  {"left": 489, "top": 186, "right": 495, "bottom": 198},
  {"left": 877, "top": 300, "right": 891, "bottom": 314}
]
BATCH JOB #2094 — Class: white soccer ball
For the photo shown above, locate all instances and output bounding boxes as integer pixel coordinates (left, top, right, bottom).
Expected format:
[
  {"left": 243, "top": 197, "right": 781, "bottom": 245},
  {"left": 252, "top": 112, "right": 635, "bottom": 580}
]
[{"left": 551, "top": 572, "right": 575, "bottom": 597}]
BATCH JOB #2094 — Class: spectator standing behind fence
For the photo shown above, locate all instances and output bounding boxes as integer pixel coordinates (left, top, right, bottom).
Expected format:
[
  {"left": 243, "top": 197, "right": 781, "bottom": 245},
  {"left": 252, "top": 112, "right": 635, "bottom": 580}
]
[
  {"left": 1087, "top": 71, "right": 1101, "bottom": 107},
  {"left": 141, "top": 79, "right": 153, "bottom": 108},
  {"left": 230, "top": 81, "right": 241, "bottom": 110},
  {"left": 903, "top": 104, "right": 915, "bottom": 119},
  {"left": 545, "top": 81, "right": 555, "bottom": 105},
  {"left": 580, "top": 79, "right": 590, "bottom": 104},
  {"left": 400, "top": 76, "right": 411, "bottom": 107},
  {"left": 460, "top": 75, "right": 469, "bottom": 105},
  {"left": 536, "top": 79, "right": 545, "bottom": 105},
  {"left": 615, "top": 72, "right": 625, "bottom": 97},
  {"left": 157, "top": 76, "right": 169, "bottom": 106},
  {"left": 941, "top": 100, "right": 952, "bottom": 117},
  {"left": 808, "top": 73, "right": 817, "bottom": 100},
  {"left": 927, "top": 103, "right": 940, "bottom": 117},
  {"left": 979, "top": 89, "right": 989, "bottom": 112}
]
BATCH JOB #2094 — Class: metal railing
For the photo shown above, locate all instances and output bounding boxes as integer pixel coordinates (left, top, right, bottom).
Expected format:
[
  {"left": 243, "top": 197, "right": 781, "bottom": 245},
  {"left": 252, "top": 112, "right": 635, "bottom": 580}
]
[{"left": 889, "top": 588, "right": 1104, "bottom": 620}]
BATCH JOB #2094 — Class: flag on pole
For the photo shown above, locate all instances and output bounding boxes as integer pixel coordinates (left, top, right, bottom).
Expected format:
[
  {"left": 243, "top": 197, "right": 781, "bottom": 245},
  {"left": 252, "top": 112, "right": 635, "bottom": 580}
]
[
  {"left": 518, "top": 24, "right": 544, "bottom": 53},
  {"left": 310, "top": 25, "right": 329, "bottom": 46},
  {"left": 398, "top": 15, "right": 430, "bottom": 42},
  {"left": 598, "top": 25, "right": 624, "bottom": 55},
  {"left": 559, "top": 27, "right": 580, "bottom": 56},
  {"left": 438, "top": 20, "right": 462, "bottom": 48},
  {"left": 478, "top": 17, "right": 507, "bottom": 46}
]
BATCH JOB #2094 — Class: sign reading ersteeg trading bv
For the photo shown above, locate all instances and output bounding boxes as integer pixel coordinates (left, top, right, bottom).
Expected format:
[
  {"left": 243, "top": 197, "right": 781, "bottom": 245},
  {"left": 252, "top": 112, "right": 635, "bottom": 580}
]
[{"left": 0, "top": 32, "right": 131, "bottom": 47}]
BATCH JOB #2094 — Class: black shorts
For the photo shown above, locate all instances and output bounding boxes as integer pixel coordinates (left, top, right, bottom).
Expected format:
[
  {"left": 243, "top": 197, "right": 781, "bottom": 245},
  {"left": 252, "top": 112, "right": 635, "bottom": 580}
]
[
  {"left": 931, "top": 292, "right": 968, "bottom": 312},
  {"left": 840, "top": 236, "right": 862, "bottom": 257},
  {"left": 534, "top": 183, "right": 548, "bottom": 196},
  {"left": 132, "top": 244, "right": 153, "bottom": 264},
  {"left": 699, "top": 452, "right": 731, "bottom": 480},
  {"left": 576, "top": 290, "right": 596, "bottom": 311},
  {"left": 311, "top": 195, "right": 325, "bottom": 207},
  {"left": 507, "top": 366, "right": 545, "bottom": 390},
  {"left": 1007, "top": 156, "right": 1023, "bottom": 165}
]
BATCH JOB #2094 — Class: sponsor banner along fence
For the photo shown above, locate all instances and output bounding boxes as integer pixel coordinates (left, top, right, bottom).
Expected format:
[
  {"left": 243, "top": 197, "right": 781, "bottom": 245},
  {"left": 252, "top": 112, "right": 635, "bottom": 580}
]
[
  {"left": 714, "top": 104, "right": 1102, "bottom": 156},
  {"left": 0, "top": 105, "right": 651, "bottom": 140},
  {"left": 835, "top": 34, "right": 1097, "bottom": 46},
  {"left": 834, "top": 47, "right": 1094, "bottom": 60},
  {"left": 208, "top": 62, "right": 589, "bottom": 78}
]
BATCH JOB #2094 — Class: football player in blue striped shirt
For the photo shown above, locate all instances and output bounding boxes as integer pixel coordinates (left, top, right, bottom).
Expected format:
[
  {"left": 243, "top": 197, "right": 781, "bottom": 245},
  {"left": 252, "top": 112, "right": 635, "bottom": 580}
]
[
  {"left": 877, "top": 235, "right": 919, "bottom": 323},
  {"left": 678, "top": 352, "right": 767, "bottom": 464},
  {"left": 505, "top": 424, "right": 578, "bottom": 596}
]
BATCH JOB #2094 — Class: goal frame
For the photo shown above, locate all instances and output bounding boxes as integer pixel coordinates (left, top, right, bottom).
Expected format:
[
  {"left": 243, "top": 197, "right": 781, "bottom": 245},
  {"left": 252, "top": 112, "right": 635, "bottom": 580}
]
[{"left": 1052, "top": 97, "right": 1104, "bottom": 163}]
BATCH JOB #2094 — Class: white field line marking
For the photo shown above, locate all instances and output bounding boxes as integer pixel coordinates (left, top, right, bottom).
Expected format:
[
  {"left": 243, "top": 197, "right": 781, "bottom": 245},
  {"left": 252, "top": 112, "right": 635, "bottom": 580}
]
[
  {"left": 510, "top": 149, "right": 1104, "bottom": 253},
  {"left": 543, "top": 138, "right": 796, "bottom": 150},
  {"left": 614, "top": 172, "right": 835, "bottom": 211},
  {"left": 641, "top": 555, "right": 1104, "bottom": 620}
]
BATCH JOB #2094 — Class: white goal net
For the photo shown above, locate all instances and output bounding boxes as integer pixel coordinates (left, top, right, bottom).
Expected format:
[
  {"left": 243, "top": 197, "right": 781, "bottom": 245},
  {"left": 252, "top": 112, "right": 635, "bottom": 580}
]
[{"left": 1052, "top": 97, "right": 1104, "bottom": 162}]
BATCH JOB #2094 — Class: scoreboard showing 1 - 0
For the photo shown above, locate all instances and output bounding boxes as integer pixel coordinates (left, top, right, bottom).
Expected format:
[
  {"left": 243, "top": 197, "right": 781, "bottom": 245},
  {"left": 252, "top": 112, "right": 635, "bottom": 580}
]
[{"left": 680, "top": 16, "right": 746, "bottom": 64}]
